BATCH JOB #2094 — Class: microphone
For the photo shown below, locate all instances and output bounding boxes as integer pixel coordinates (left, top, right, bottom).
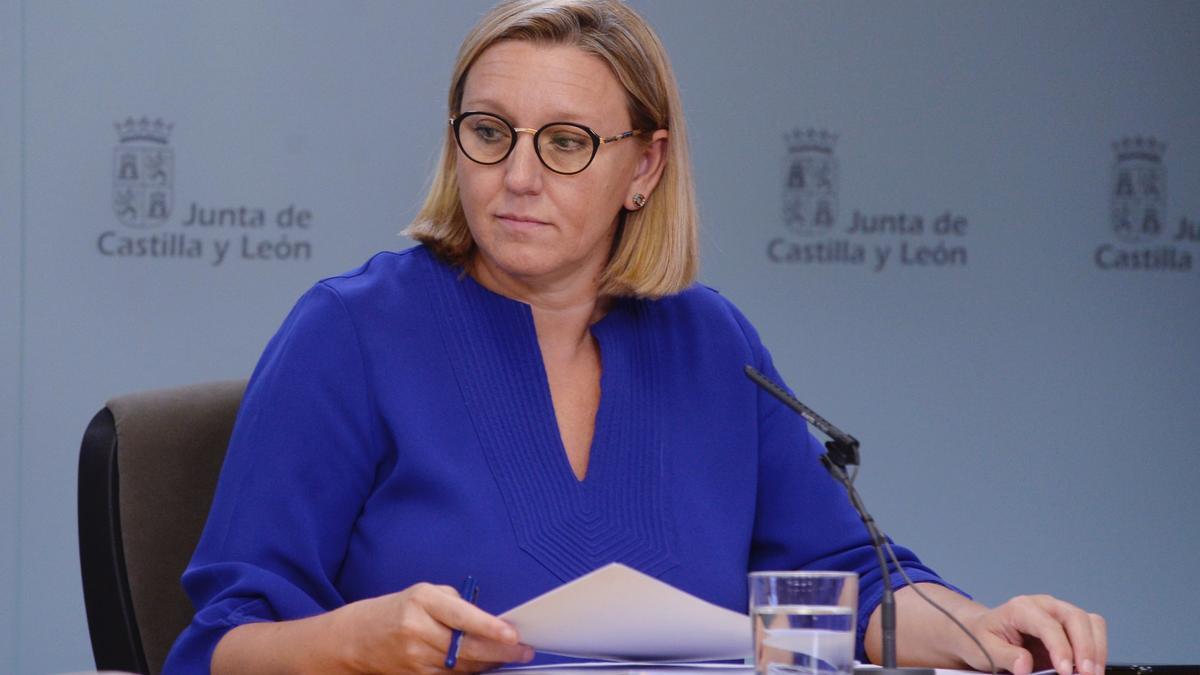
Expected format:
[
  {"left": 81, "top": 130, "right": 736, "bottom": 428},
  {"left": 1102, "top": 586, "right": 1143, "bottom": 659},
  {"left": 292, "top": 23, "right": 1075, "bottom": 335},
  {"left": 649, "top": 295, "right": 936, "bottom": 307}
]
[
  {"left": 743, "top": 365, "right": 860, "bottom": 469},
  {"left": 745, "top": 365, "right": 933, "bottom": 675}
]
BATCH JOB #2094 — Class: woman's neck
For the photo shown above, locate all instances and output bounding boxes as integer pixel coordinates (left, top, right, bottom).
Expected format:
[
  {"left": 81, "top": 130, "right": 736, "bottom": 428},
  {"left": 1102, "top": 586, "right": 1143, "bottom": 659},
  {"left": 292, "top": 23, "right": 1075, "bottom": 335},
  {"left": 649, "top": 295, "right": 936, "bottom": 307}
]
[{"left": 468, "top": 254, "right": 609, "bottom": 358}]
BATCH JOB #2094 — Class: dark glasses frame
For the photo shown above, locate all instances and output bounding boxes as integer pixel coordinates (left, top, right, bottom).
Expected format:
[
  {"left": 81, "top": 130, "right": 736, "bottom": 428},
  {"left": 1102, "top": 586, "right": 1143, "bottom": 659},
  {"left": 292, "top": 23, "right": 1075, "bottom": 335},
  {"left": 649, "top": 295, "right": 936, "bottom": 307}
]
[{"left": 450, "top": 111, "right": 643, "bottom": 175}]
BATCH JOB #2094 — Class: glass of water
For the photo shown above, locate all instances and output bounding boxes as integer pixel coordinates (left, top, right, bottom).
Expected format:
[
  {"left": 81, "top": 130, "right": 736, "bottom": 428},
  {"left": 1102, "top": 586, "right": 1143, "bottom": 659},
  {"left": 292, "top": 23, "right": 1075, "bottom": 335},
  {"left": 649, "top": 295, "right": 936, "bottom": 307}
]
[{"left": 749, "top": 571, "right": 858, "bottom": 675}]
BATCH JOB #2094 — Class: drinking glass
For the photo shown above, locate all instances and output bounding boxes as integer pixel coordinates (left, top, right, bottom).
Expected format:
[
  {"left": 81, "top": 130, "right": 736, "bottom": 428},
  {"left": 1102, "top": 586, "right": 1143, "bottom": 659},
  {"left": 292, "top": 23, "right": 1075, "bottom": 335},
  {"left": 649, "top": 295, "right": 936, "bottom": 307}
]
[{"left": 749, "top": 571, "right": 858, "bottom": 675}]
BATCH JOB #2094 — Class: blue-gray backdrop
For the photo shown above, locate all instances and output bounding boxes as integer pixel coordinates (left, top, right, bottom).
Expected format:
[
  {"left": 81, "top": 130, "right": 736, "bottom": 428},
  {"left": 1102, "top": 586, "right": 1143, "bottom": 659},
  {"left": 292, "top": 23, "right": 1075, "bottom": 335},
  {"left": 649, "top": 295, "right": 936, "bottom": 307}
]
[{"left": 3, "top": 1, "right": 1198, "bottom": 673}]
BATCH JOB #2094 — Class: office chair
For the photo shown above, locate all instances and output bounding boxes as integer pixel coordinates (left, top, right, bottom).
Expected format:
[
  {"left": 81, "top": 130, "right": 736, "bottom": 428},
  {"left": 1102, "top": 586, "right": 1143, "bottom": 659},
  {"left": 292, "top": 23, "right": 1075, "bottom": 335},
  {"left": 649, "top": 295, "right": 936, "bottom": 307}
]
[{"left": 78, "top": 379, "right": 246, "bottom": 675}]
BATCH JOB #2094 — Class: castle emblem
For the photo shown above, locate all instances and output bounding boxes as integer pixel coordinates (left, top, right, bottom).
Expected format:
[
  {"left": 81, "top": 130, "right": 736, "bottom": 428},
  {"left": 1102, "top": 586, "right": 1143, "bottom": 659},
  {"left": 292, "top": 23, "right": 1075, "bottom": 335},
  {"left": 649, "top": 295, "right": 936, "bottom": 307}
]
[
  {"left": 113, "top": 117, "right": 174, "bottom": 228},
  {"left": 1110, "top": 136, "right": 1166, "bottom": 243},
  {"left": 784, "top": 129, "right": 838, "bottom": 236}
]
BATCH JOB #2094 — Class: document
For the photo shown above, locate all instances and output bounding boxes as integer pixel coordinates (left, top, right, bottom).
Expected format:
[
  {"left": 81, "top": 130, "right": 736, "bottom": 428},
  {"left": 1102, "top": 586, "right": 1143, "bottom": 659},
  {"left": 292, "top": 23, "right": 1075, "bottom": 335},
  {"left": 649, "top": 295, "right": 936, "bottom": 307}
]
[
  {"left": 499, "top": 563, "right": 752, "bottom": 662},
  {"left": 500, "top": 662, "right": 752, "bottom": 675},
  {"left": 504, "top": 665, "right": 1073, "bottom": 675},
  {"left": 859, "top": 662, "right": 1075, "bottom": 667}
]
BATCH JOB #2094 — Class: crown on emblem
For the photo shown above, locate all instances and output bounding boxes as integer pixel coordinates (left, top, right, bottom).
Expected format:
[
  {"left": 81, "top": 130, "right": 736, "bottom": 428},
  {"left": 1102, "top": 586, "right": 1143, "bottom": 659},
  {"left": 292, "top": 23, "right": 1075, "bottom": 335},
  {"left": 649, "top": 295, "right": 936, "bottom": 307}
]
[
  {"left": 1112, "top": 136, "right": 1165, "bottom": 162},
  {"left": 786, "top": 128, "right": 837, "bottom": 154},
  {"left": 114, "top": 116, "right": 173, "bottom": 144}
]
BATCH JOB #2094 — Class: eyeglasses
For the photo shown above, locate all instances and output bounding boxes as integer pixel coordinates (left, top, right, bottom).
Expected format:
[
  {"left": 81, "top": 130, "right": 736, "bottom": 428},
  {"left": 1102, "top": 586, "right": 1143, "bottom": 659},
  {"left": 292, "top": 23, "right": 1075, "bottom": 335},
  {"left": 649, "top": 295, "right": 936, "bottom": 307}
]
[{"left": 450, "top": 111, "right": 643, "bottom": 176}]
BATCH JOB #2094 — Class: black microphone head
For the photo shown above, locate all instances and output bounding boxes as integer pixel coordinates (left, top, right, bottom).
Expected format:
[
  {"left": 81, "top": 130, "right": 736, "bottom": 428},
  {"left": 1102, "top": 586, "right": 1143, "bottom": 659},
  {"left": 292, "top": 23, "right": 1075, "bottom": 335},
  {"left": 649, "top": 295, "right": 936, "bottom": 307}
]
[{"left": 824, "top": 440, "right": 860, "bottom": 468}]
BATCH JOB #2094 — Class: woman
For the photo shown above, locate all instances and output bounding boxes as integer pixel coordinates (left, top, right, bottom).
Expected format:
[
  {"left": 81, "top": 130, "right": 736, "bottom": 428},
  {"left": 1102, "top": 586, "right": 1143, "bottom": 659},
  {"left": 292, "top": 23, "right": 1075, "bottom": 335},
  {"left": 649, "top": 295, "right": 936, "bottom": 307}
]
[{"left": 164, "top": 2, "right": 1106, "bottom": 674}]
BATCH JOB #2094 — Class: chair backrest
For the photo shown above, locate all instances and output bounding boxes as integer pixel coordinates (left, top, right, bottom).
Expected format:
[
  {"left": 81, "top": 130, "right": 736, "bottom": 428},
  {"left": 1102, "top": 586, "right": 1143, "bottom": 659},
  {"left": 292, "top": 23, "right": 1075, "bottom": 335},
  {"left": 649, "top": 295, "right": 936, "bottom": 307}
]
[{"left": 78, "top": 379, "right": 247, "bottom": 675}]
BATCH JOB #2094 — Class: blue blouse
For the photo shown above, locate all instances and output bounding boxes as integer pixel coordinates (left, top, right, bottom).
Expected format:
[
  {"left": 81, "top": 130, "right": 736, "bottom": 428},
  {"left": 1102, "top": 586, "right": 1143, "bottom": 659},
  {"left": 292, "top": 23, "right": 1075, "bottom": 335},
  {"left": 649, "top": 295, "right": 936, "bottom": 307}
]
[{"left": 163, "top": 246, "right": 960, "bottom": 674}]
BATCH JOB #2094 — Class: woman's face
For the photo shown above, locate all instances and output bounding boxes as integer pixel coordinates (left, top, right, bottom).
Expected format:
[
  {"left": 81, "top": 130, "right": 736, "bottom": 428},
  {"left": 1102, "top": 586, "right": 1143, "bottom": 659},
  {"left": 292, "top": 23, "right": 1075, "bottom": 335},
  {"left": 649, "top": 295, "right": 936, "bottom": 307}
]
[{"left": 456, "top": 40, "right": 661, "bottom": 292}]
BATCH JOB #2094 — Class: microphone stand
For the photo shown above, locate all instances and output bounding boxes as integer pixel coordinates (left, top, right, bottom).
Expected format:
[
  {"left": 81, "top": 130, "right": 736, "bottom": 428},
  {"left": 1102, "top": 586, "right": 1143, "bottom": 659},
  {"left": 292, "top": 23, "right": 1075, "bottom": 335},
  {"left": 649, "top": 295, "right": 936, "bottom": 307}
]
[{"left": 746, "top": 365, "right": 934, "bottom": 675}]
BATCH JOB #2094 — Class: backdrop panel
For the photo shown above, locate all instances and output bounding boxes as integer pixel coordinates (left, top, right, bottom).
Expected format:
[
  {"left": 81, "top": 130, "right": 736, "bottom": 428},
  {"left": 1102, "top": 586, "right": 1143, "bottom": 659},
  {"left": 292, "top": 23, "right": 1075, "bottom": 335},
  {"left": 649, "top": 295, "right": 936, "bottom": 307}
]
[
  {"left": 17, "top": 2, "right": 496, "bottom": 671},
  {"left": 1, "top": 1, "right": 25, "bottom": 673},
  {"left": 638, "top": 0, "right": 1200, "bottom": 662},
  {"left": 9, "top": 1, "right": 1200, "bottom": 672}
]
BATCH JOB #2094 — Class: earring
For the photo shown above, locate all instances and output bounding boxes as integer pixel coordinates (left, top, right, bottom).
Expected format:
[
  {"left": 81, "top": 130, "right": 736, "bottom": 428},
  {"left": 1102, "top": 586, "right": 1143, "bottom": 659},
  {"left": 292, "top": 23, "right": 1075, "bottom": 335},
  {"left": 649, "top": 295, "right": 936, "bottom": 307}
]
[{"left": 631, "top": 193, "right": 646, "bottom": 209}]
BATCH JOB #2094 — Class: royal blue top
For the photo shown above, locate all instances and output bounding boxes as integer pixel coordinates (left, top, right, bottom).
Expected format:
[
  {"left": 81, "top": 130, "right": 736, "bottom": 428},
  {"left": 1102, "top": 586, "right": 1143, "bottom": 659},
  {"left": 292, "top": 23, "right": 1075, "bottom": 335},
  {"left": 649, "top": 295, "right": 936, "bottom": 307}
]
[{"left": 163, "top": 245, "right": 960, "bottom": 674}]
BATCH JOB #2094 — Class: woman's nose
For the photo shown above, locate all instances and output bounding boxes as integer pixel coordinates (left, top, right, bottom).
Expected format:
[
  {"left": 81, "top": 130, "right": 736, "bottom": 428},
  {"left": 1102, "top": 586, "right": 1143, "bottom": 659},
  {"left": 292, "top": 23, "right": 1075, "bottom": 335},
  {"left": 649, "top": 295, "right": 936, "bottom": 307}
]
[{"left": 503, "top": 130, "right": 544, "bottom": 194}]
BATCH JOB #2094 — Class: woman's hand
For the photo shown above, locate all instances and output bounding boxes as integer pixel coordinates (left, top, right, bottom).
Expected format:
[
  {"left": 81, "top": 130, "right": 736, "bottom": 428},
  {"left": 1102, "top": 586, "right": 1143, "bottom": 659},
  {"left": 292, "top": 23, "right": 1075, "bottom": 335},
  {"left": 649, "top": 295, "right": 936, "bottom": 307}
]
[
  {"left": 957, "top": 594, "right": 1107, "bottom": 675},
  {"left": 870, "top": 585, "right": 1106, "bottom": 675},
  {"left": 332, "top": 582, "right": 535, "bottom": 674},
  {"left": 212, "top": 582, "right": 534, "bottom": 675}
]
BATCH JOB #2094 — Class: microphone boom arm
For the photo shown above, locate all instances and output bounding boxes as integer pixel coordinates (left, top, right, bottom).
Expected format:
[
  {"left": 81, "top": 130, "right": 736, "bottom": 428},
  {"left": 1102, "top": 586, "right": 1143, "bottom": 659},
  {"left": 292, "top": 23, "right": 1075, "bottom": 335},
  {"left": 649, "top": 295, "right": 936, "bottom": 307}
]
[{"left": 744, "top": 364, "right": 932, "bottom": 675}]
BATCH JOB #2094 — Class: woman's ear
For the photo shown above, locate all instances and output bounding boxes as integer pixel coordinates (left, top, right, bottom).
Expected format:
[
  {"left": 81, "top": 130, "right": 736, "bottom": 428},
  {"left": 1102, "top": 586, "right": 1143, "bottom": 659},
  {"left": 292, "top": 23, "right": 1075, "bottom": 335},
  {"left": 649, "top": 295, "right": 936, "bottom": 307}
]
[{"left": 625, "top": 129, "right": 669, "bottom": 211}]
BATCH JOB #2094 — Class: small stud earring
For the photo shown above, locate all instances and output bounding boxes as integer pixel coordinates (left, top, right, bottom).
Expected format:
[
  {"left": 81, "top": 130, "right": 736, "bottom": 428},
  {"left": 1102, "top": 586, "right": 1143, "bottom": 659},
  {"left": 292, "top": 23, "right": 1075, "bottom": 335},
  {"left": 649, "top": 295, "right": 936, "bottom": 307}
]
[{"left": 631, "top": 193, "right": 646, "bottom": 209}]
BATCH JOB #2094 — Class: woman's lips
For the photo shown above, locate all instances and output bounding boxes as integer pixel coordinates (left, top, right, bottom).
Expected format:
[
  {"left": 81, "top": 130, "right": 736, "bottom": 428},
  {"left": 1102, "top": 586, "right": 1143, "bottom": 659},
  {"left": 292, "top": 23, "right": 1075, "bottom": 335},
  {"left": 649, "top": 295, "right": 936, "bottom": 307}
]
[{"left": 496, "top": 213, "right": 550, "bottom": 230}]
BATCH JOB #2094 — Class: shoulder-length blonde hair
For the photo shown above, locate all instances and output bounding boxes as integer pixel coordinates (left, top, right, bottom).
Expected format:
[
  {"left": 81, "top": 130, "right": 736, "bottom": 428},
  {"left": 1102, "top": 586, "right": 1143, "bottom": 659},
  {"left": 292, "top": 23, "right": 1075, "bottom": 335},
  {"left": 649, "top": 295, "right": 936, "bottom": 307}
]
[{"left": 404, "top": 0, "right": 698, "bottom": 298}]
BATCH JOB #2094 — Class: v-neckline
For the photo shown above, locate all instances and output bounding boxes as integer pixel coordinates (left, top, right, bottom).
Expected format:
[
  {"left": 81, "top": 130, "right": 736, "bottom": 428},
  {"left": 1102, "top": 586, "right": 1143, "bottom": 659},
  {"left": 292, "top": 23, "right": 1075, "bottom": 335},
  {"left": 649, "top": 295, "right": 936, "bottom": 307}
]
[
  {"left": 460, "top": 269, "right": 617, "bottom": 487},
  {"left": 420, "top": 248, "right": 678, "bottom": 582}
]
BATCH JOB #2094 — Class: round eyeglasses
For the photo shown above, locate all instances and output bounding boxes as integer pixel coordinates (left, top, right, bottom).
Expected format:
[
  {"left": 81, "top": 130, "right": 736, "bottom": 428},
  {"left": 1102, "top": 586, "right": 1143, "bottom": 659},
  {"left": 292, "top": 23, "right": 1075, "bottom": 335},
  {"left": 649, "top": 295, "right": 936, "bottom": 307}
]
[{"left": 450, "top": 111, "right": 643, "bottom": 176}]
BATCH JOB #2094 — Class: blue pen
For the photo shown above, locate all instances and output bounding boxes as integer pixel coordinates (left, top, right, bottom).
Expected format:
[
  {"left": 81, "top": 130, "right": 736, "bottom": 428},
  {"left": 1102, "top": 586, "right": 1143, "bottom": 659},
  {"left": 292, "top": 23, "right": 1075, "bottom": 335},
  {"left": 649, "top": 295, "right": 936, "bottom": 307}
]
[{"left": 444, "top": 575, "right": 479, "bottom": 669}]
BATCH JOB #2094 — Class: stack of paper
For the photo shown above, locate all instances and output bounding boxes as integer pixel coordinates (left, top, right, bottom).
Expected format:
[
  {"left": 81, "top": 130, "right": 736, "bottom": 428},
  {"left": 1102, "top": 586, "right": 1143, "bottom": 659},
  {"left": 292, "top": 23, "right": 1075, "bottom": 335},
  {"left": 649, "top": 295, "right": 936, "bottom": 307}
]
[{"left": 500, "top": 563, "right": 752, "bottom": 662}]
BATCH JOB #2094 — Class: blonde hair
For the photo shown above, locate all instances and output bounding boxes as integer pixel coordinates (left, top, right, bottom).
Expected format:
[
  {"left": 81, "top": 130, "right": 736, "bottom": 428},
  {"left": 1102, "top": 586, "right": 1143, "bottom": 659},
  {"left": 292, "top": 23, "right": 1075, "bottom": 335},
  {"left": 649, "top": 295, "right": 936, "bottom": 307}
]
[{"left": 404, "top": 0, "right": 698, "bottom": 298}]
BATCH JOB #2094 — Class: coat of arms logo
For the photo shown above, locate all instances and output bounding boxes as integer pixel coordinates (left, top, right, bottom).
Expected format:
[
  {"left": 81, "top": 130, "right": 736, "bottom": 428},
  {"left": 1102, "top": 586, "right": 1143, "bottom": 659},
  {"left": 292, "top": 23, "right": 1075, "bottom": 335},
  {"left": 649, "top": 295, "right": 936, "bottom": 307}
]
[
  {"left": 1110, "top": 136, "right": 1166, "bottom": 243},
  {"left": 784, "top": 129, "right": 838, "bottom": 236},
  {"left": 113, "top": 117, "right": 173, "bottom": 228}
]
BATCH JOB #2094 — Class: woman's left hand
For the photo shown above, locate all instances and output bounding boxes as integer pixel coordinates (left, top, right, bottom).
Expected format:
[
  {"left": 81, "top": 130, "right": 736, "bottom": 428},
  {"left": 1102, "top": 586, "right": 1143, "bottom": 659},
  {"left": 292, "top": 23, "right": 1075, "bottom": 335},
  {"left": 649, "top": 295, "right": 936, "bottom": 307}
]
[{"left": 958, "top": 594, "right": 1107, "bottom": 675}]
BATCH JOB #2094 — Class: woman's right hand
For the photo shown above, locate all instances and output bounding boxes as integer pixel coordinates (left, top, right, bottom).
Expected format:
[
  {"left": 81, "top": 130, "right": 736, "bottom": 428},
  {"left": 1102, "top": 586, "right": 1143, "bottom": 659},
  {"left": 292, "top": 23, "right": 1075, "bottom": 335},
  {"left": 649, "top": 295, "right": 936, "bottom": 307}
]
[
  {"left": 211, "top": 582, "right": 535, "bottom": 675},
  {"left": 330, "top": 582, "right": 535, "bottom": 674}
]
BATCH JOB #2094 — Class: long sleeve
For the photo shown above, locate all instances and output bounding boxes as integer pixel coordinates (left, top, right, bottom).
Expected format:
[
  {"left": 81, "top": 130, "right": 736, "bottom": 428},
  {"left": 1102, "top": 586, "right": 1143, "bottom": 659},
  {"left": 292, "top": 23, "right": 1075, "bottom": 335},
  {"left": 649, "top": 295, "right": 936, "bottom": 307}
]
[
  {"left": 163, "top": 282, "right": 384, "bottom": 674},
  {"left": 160, "top": 246, "right": 971, "bottom": 672}
]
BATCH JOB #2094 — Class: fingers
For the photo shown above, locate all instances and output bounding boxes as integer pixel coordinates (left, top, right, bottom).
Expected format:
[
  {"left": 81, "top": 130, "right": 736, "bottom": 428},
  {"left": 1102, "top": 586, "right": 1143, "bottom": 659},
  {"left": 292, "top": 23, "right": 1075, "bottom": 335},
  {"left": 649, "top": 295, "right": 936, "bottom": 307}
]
[
  {"left": 1035, "top": 597, "right": 1087, "bottom": 675},
  {"left": 409, "top": 583, "right": 533, "bottom": 667},
  {"left": 451, "top": 634, "right": 535, "bottom": 667},
  {"left": 449, "top": 651, "right": 506, "bottom": 674},
  {"left": 1051, "top": 599, "right": 1100, "bottom": 675},
  {"left": 1089, "top": 613, "right": 1108, "bottom": 675},
  {"left": 405, "top": 642, "right": 506, "bottom": 675},
  {"left": 1008, "top": 647, "right": 1034, "bottom": 675},
  {"left": 420, "top": 584, "right": 520, "bottom": 646},
  {"left": 456, "top": 634, "right": 535, "bottom": 666},
  {"left": 339, "top": 583, "right": 534, "bottom": 675},
  {"left": 1039, "top": 596, "right": 1107, "bottom": 675},
  {"left": 989, "top": 595, "right": 1107, "bottom": 675},
  {"left": 971, "top": 631, "right": 1033, "bottom": 675}
]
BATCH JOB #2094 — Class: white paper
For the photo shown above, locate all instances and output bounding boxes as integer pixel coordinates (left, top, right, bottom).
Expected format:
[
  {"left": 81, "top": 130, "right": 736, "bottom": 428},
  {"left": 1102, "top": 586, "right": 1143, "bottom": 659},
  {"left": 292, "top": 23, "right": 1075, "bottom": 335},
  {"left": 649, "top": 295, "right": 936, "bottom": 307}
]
[
  {"left": 499, "top": 662, "right": 752, "bottom": 674},
  {"left": 864, "top": 662, "right": 1070, "bottom": 667},
  {"left": 499, "top": 563, "right": 752, "bottom": 662},
  {"left": 502, "top": 661, "right": 1063, "bottom": 675}
]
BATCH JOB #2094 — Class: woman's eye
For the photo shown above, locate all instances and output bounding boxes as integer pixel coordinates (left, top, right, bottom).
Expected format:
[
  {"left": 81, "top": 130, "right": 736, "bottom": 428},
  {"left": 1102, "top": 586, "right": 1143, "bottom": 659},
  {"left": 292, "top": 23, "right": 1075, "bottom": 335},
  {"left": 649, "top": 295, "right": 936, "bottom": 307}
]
[
  {"left": 472, "top": 124, "right": 507, "bottom": 143},
  {"left": 548, "top": 133, "right": 587, "bottom": 152}
]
